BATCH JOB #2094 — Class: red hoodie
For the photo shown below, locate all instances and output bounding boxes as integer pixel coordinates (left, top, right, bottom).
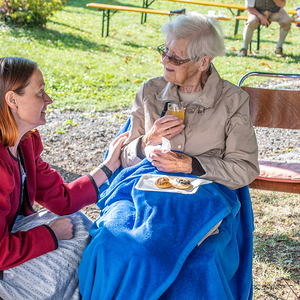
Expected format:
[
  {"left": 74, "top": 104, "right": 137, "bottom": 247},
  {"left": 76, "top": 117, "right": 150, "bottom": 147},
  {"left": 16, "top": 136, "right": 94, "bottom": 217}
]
[{"left": 0, "top": 130, "right": 98, "bottom": 273}]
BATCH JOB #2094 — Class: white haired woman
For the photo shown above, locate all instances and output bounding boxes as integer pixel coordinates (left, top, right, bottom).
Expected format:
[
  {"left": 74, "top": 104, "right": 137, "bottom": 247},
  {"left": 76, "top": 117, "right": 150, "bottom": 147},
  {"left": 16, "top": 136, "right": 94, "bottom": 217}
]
[
  {"left": 121, "top": 11, "right": 259, "bottom": 190},
  {"left": 78, "top": 12, "right": 259, "bottom": 300}
]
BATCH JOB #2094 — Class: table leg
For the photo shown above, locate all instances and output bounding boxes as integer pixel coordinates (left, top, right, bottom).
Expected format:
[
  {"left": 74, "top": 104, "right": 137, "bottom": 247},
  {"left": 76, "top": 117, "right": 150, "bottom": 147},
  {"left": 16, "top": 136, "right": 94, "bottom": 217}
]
[
  {"left": 141, "top": 0, "right": 146, "bottom": 24},
  {"left": 101, "top": 9, "right": 105, "bottom": 37},
  {"left": 234, "top": 9, "right": 242, "bottom": 35},
  {"left": 257, "top": 25, "right": 260, "bottom": 50}
]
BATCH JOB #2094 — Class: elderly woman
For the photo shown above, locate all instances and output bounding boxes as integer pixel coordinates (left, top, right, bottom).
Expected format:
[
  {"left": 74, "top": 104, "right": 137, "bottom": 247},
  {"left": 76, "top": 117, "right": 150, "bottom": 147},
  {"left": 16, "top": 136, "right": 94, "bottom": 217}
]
[
  {"left": 0, "top": 57, "right": 128, "bottom": 300},
  {"left": 121, "top": 12, "right": 259, "bottom": 190},
  {"left": 78, "top": 12, "right": 259, "bottom": 300}
]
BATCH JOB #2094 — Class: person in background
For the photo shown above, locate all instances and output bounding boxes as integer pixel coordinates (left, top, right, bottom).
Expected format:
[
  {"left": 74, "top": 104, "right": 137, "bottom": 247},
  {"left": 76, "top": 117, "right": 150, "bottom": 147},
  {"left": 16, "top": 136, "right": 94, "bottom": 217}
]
[
  {"left": 121, "top": 11, "right": 259, "bottom": 190},
  {"left": 0, "top": 57, "right": 128, "bottom": 300},
  {"left": 238, "top": 0, "right": 292, "bottom": 57}
]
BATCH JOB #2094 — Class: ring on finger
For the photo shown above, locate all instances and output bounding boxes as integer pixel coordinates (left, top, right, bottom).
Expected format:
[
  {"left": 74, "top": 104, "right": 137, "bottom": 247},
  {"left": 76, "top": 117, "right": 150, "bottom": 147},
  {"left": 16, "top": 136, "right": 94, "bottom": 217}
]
[{"left": 166, "top": 129, "right": 170, "bottom": 136}]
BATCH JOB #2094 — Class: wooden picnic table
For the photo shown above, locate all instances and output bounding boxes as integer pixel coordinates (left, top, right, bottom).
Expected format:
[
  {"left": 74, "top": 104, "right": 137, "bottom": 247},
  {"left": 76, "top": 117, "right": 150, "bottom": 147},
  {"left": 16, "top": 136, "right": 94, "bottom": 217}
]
[
  {"left": 142, "top": 0, "right": 245, "bottom": 33},
  {"left": 87, "top": 3, "right": 231, "bottom": 37},
  {"left": 142, "top": 0, "right": 297, "bottom": 34}
]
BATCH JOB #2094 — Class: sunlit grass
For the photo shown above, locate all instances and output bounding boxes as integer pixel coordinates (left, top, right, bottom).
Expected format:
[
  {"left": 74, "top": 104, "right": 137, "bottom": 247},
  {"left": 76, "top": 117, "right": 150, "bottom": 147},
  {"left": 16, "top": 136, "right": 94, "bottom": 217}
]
[{"left": 1, "top": 0, "right": 300, "bottom": 111}]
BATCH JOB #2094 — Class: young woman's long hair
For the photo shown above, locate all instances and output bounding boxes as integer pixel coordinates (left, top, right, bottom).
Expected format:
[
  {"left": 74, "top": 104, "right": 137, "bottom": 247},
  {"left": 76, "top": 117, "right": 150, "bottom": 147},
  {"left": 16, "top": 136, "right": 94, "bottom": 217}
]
[{"left": 0, "top": 57, "right": 38, "bottom": 147}]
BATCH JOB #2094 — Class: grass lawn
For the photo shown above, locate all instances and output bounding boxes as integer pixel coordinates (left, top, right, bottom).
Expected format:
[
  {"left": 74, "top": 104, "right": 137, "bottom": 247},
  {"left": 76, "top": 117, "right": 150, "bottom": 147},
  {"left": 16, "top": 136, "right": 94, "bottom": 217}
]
[
  {"left": 1, "top": 0, "right": 300, "bottom": 111},
  {"left": 1, "top": 0, "right": 300, "bottom": 298}
]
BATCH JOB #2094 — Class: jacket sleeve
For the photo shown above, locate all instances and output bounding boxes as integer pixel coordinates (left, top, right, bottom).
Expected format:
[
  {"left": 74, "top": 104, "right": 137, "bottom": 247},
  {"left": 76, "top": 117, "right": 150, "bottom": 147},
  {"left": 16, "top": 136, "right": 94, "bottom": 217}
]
[
  {"left": 121, "top": 84, "right": 147, "bottom": 168},
  {"left": 30, "top": 131, "right": 98, "bottom": 215},
  {"left": 195, "top": 92, "right": 260, "bottom": 190},
  {"left": 0, "top": 160, "right": 58, "bottom": 270}
]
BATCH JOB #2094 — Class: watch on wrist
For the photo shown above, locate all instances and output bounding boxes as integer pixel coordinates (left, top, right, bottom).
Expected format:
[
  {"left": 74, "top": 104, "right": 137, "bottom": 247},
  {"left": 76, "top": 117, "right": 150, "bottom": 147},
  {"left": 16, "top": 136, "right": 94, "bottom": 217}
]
[{"left": 98, "top": 163, "right": 113, "bottom": 179}]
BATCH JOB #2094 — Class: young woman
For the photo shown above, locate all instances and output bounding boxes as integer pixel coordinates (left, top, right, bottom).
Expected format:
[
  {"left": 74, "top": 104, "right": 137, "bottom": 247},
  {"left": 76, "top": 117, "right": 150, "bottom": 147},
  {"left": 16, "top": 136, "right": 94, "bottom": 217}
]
[{"left": 0, "top": 56, "right": 128, "bottom": 300}]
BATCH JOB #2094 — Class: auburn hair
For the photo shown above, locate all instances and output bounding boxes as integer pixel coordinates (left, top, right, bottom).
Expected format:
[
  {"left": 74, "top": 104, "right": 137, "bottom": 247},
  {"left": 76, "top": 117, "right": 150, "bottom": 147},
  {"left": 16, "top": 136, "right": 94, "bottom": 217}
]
[{"left": 0, "top": 57, "right": 38, "bottom": 147}]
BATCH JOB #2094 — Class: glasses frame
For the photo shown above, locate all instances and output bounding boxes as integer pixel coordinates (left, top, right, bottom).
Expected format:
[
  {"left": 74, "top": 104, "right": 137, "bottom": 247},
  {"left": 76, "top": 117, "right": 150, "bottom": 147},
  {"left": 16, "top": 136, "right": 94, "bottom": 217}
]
[{"left": 157, "top": 44, "right": 190, "bottom": 66}]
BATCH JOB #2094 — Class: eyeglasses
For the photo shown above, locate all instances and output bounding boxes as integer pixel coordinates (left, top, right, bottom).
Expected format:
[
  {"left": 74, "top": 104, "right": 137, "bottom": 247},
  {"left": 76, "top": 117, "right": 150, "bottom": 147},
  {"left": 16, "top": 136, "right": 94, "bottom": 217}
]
[{"left": 157, "top": 44, "right": 190, "bottom": 66}]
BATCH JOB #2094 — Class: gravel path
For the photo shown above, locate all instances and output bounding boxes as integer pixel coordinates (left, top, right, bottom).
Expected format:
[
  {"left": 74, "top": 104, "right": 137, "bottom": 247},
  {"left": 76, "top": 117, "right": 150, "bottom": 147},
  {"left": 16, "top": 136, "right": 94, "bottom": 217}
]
[
  {"left": 38, "top": 108, "right": 131, "bottom": 183},
  {"left": 38, "top": 107, "right": 300, "bottom": 182}
]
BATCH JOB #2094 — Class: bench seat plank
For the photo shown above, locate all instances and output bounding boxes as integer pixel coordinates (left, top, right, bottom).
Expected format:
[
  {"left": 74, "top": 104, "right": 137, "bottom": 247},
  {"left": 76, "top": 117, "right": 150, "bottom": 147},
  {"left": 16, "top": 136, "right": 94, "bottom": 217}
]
[
  {"left": 162, "top": 0, "right": 245, "bottom": 10},
  {"left": 87, "top": 3, "right": 170, "bottom": 15}
]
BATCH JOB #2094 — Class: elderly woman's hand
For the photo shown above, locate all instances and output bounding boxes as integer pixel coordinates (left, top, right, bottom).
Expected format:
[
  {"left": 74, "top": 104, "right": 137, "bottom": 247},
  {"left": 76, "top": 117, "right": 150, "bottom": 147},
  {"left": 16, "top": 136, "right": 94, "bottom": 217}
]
[
  {"left": 150, "top": 149, "right": 193, "bottom": 173},
  {"left": 141, "top": 115, "right": 184, "bottom": 154}
]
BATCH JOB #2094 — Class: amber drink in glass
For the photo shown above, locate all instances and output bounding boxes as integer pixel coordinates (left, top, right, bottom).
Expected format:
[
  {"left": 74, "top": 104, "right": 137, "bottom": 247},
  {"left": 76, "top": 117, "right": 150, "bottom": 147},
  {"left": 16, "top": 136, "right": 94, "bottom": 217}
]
[{"left": 167, "top": 102, "right": 185, "bottom": 123}]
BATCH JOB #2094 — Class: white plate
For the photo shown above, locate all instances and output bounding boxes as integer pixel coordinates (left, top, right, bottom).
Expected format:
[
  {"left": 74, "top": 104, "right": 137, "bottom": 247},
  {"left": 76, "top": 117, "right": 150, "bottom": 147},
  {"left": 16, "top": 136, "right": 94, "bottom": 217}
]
[{"left": 135, "top": 174, "right": 212, "bottom": 194}]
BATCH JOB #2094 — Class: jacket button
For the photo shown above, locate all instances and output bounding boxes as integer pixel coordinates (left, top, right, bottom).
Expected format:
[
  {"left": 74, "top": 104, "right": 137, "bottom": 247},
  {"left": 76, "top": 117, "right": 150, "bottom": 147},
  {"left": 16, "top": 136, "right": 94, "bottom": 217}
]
[{"left": 178, "top": 144, "right": 182, "bottom": 149}]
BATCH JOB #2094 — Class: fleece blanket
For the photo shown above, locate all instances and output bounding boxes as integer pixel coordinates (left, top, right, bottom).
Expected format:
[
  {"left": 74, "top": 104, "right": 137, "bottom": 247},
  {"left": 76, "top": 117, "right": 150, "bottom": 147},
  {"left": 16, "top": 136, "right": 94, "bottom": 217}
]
[{"left": 78, "top": 159, "right": 254, "bottom": 300}]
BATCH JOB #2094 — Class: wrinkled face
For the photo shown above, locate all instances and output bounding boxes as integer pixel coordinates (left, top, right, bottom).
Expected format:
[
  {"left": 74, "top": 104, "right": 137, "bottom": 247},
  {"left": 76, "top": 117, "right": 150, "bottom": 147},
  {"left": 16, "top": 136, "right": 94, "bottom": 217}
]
[
  {"left": 14, "top": 68, "right": 53, "bottom": 131},
  {"left": 162, "top": 35, "right": 201, "bottom": 87}
]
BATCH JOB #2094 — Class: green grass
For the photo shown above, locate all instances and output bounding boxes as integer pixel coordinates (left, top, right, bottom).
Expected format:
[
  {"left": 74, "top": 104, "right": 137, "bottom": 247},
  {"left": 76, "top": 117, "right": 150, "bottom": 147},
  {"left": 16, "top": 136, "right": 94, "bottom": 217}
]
[
  {"left": 1, "top": 0, "right": 300, "bottom": 111},
  {"left": 251, "top": 190, "right": 300, "bottom": 299}
]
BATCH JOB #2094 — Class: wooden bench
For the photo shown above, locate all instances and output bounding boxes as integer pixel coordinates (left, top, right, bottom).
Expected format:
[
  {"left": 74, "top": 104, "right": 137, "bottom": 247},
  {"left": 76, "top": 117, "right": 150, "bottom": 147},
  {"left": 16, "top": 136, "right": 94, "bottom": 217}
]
[
  {"left": 141, "top": 0, "right": 242, "bottom": 23},
  {"left": 86, "top": 3, "right": 231, "bottom": 37},
  {"left": 86, "top": 4, "right": 185, "bottom": 37},
  {"left": 235, "top": 13, "right": 297, "bottom": 51},
  {"left": 161, "top": 0, "right": 245, "bottom": 35},
  {"left": 238, "top": 71, "right": 300, "bottom": 194},
  {"left": 161, "top": 1, "right": 298, "bottom": 34}
]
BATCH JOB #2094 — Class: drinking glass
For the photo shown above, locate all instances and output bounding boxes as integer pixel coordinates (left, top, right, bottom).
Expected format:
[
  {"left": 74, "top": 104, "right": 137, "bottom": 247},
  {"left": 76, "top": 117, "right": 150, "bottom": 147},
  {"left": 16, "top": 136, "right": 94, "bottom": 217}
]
[{"left": 167, "top": 102, "right": 185, "bottom": 123}]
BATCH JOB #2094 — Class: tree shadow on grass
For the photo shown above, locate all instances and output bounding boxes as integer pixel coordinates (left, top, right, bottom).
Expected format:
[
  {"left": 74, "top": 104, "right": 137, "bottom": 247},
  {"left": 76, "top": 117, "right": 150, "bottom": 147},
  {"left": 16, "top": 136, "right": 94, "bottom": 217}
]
[
  {"left": 6, "top": 25, "right": 109, "bottom": 52},
  {"left": 253, "top": 232, "right": 300, "bottom": 299},
  {"left": 224, "top": 36, "right": 300, "bottom": 61},
  {"left": 254, "top": 231, "right": 300, "bottom": 278},
  {"left": 224, "top": 50, "right": 300, "bottom": 62}
]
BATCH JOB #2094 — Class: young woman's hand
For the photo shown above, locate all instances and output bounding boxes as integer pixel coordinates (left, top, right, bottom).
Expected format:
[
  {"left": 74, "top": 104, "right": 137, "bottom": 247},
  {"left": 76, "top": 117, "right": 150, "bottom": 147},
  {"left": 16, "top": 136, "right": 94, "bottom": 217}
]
[
  {"left": 50, "top": 217, "right": 73, "bottom": 241},
  {"left": 104, "top": 131, "right": 129, "bottom": 173},
  {"left": 90, "top": 132, "right": 129, "bottom": 188}
]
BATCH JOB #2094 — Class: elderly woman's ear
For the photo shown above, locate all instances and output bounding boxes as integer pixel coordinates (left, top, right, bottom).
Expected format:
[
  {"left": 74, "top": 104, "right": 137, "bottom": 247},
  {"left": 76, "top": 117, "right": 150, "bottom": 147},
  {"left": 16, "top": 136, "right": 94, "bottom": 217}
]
[{"left": 198, "top": 56, "right": 212, "bottom": 71}]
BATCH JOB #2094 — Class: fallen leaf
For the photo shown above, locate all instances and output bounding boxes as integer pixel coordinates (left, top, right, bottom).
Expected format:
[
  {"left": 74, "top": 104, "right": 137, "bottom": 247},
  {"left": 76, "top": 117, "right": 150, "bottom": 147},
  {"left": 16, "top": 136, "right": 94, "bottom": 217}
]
[{"left": 259, "top": 62, "right": 271, "bottom": 69}]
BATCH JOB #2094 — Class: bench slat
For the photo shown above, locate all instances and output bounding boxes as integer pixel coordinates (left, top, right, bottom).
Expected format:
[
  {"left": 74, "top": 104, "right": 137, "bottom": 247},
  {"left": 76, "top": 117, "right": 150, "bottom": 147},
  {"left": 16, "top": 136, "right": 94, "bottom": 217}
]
[
  {"left": 236, "top": 15, "right": 298, "bottom": 21},
  {"left": 162, "top": 0, "right": 245, "bottom": 10},
  {"left": 87, "top": 3, "right": 170, "bottom": 15}
]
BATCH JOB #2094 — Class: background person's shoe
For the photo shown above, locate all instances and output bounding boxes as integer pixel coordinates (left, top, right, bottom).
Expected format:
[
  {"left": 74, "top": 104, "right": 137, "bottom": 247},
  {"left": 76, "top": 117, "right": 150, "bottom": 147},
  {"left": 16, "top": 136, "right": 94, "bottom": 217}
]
[
  {"left": 275, "top": 47, "right": 283, "bottom": 57},
  {"left": 238, "top": 48, "right": 247, "bottom": 57}
]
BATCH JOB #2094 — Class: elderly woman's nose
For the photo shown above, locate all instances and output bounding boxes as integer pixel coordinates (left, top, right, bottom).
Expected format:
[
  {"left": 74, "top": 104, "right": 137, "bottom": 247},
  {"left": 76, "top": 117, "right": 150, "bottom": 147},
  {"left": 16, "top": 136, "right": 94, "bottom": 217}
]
[{"left": 161, "top": 54, "right": 169, "bottom": 64}]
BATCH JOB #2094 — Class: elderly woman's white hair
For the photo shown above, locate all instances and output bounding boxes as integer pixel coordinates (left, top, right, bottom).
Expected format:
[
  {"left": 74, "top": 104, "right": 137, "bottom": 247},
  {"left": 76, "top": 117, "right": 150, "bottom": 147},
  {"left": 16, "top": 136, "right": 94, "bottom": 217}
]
[{"left": 160, "top": 12, "right": 225, "bottom": 62}]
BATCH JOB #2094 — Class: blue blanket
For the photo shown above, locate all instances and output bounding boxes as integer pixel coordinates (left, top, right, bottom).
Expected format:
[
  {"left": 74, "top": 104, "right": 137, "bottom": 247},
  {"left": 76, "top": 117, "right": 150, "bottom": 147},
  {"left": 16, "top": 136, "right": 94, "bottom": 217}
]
[{"left": 78, "top": 159, "right": 254, "bottom": 300}]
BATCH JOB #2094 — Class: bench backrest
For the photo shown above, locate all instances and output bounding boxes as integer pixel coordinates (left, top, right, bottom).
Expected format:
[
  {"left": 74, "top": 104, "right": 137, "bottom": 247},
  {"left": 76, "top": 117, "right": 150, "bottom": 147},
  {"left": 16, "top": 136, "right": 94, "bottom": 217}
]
[
  {"left": 238, "top": 72, "right": 300, "bottom": 130},
  {"left": 241, "top": 87, "right": 300, "bottom": 130},
  {"left": 238, "top": 72, "right": 300, "bottom": 193}
]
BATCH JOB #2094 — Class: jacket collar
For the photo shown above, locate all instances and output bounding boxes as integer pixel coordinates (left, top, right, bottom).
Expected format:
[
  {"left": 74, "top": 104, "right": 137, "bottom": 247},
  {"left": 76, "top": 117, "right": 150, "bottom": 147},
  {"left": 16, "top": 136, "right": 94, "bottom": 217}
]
[{"left": 156, "top": 63, "right": 223, "bottom": 109}]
